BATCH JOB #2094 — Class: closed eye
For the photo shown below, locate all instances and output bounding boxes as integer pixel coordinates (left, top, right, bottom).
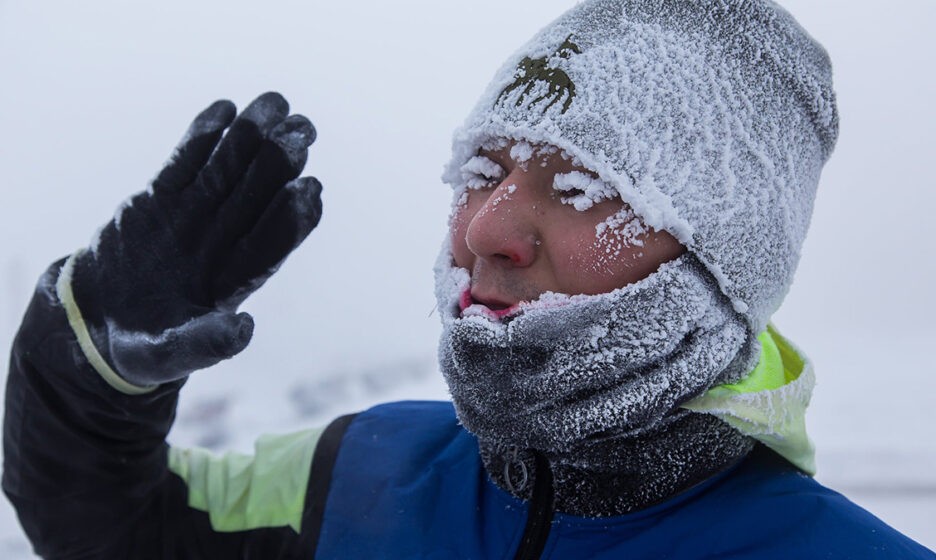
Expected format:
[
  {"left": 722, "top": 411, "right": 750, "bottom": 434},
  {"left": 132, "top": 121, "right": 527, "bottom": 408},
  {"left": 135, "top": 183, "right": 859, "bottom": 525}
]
[
  {"left": 553, "top": 171, "right": 618, "bottom": 211},
  {"left": 557, "top": 187, "right": 587, "bottom": 198},
  {"left": 460, "top": 155, "right": 505, "bottom": 190}
]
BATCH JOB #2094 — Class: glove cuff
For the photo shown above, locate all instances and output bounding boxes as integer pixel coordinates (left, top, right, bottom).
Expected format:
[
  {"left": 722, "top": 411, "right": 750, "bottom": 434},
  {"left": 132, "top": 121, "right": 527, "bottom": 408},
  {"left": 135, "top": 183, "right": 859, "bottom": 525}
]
[{"left": 56, "top": 249, "right": 159, "bottom": 396}]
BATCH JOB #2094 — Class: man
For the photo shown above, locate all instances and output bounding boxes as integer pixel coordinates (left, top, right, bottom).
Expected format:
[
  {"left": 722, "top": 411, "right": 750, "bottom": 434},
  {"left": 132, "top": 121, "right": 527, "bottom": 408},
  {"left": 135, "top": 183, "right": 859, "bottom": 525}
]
[{"left": 3, "top": 1, "right": 933, "bottom": 558}]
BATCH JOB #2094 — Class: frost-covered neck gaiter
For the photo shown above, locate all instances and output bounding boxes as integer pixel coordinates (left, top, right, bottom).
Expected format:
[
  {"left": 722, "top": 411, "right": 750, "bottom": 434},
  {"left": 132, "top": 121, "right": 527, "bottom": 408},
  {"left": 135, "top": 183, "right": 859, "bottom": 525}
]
[{"left": 436, "top": 252, "right": 760, "bottom": 515}]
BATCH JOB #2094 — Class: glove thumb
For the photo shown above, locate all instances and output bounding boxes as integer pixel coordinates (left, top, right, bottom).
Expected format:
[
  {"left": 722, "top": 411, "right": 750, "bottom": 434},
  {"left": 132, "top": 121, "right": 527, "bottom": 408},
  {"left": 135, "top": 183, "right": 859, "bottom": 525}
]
[{"left": 108, "top": 311, "right": 254, "bottom": 387}]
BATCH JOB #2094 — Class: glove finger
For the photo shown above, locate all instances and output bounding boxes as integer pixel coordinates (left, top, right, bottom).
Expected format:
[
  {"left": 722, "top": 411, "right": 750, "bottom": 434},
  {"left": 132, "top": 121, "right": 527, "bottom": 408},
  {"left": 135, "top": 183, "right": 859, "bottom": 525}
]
[
  {"left": 151, "top": 100, "right": 236, "bottom": 196},
  {"left": 109, "top": 311, "right": 255, "bottom": 386},
  {"left": 177, "top": 92, "right": 290, "bottom": 232},
  {"left": 213, "top": 176, "right": 322, "bottom": 308},
  {"left": 205, "top": 114, "right": 316, "bottom": 255}
]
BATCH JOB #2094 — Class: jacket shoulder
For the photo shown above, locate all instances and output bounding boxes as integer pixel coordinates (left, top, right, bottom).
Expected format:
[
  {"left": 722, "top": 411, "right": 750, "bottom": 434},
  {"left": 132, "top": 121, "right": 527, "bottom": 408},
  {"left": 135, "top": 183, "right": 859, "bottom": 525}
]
[
  {"left": 701, "top": 446, "right": 934, "bottom": 558},
  {"left": 346, "top": 400, "right": 473, "bottom": 473},
  {"left": 313, "top": 400, "right": 508, "bottom": 558}
]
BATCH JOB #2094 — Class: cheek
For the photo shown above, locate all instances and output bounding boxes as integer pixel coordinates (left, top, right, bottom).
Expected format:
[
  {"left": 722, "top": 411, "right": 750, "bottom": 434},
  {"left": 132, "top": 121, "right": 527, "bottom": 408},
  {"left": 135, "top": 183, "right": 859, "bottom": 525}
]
[
  {"left": 582, "top": 222, "right": 685, "bottom": 291},
  {"left": 555, "top": 208, "right": 658, "bottom": 293},
  {"left": 591, "top": 212, "right": 649, "bottom": 271},
  {"left": 568, "top": 230, "right": 648, "bottom": 288}
]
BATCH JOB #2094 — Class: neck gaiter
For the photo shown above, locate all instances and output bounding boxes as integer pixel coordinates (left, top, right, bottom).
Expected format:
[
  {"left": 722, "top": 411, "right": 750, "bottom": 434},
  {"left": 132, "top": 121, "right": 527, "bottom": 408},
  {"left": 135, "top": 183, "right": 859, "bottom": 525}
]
[{"left": 435, "top": 251, "right": 759, "bottom": 515}]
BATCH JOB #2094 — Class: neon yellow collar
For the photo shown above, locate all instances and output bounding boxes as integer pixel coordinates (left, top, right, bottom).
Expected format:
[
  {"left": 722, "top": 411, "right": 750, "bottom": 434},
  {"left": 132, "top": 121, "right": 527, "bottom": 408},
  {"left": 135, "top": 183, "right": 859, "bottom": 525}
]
[{"left": 682, "top": 324, "right": 817, "bottom": 475}]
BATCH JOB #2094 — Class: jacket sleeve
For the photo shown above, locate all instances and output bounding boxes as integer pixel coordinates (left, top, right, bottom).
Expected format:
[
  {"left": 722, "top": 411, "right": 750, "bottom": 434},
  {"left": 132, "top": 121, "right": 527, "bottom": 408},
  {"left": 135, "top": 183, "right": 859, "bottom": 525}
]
[{"left": 2, "top": 259, "right": 325, "bottom": 559}]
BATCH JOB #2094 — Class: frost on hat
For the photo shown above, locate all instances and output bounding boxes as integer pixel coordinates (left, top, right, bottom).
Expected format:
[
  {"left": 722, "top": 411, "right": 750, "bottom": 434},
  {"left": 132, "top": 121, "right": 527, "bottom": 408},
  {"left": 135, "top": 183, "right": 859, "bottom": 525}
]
[{"left": 443, "top": 0, "right": 839, "bottom": 334}]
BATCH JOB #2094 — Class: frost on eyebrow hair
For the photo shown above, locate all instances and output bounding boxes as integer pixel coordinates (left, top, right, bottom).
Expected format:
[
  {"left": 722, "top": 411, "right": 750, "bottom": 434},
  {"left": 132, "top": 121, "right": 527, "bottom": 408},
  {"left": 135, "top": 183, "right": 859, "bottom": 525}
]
[
  {"left": 553, "top": 170, "right": 619, "bottom": 211},
  {"left": 460, "top": 155, "right": 505, "bottom": 190},
  {"left": 512, "top": 141, "right": 565, "bottom": 171},
  {"left": 559, "top": 149, "right": 582, "bottom": 167},
  {"left": 509, "top": 141, "right": 535, "bottom": 171},
  {"left": 537, "top": 144, "right": 559, "bottom": 166},
  {"left": 481, "top": 137, "right": 510, "bottom": 152}
]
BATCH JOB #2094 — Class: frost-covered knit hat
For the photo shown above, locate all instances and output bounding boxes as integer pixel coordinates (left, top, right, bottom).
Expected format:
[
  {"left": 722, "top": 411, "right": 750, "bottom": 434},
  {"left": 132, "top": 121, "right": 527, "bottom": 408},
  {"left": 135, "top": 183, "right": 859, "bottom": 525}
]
[{"left": 443, "top": 0, "right": 838, "bottom": 334}]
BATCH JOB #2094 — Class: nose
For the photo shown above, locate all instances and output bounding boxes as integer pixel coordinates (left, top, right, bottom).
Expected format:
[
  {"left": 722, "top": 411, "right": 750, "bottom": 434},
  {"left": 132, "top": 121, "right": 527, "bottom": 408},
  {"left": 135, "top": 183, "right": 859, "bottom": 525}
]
[{"left": 464, "top": 180, "right": 539, "bottom": 268}]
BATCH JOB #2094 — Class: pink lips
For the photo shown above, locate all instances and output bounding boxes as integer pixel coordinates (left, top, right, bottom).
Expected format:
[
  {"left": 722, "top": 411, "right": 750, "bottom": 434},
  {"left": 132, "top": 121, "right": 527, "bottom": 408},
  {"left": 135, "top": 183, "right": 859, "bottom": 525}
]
[
  {"left": 459, "top": 289, "right": 522, "bottom": 320},
  {"left": 459, "top": 290, "right": 473, "bottom": 312}
]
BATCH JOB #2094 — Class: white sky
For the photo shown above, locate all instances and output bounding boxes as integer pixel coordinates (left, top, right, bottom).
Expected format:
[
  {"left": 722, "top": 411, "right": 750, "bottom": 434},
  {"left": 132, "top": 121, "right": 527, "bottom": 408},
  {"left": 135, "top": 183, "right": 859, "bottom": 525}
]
[
  {"left": 1, "top": 0, "right": 934, "bottom": 407},
  {"left": 0, "top": 0, "right": 934, "bottom": 551},
  {"left": 1, "top": 0, "right": 932, "bottom": 363}
]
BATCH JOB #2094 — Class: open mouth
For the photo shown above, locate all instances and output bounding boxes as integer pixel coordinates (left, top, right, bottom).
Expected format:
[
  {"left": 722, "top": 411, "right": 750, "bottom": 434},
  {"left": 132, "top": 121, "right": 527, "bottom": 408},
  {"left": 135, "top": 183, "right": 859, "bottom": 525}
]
[{"left": 459, "top": 289, "right": 522, "bottom": 320}]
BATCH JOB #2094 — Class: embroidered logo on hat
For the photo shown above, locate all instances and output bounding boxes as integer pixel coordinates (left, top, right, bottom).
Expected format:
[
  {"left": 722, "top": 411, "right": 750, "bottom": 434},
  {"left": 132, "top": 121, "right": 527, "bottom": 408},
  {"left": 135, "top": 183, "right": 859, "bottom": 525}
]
[{"left": 496, "top": 34, "right": 581, "bottom": 115}]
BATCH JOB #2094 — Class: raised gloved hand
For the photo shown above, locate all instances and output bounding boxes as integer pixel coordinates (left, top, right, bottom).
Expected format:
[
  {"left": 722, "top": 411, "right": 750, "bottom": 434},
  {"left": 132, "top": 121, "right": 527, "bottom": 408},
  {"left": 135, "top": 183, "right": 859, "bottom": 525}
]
[{"left": 62, "top": 92, "right": 321, "bottom": 391}]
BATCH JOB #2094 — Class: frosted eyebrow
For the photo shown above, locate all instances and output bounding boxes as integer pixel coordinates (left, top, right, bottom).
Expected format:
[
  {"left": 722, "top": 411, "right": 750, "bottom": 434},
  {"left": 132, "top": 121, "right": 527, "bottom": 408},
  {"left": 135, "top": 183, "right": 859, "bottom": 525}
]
[
  {"left": 460, "top": 155, "right": 505, "bottom": 189},
  {"left": 552, "top": 171, "right": 619, "bottom": 211}
]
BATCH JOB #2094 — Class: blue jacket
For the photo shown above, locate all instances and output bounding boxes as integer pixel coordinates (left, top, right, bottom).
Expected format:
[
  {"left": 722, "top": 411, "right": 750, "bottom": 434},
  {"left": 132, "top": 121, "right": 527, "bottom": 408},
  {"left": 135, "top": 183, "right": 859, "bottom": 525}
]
[
  {"left": 315, "top": 400, "right": 931, "bottom": 559},
  {"left": 4, "top": 262, "right": 934, "bottom": 558}
]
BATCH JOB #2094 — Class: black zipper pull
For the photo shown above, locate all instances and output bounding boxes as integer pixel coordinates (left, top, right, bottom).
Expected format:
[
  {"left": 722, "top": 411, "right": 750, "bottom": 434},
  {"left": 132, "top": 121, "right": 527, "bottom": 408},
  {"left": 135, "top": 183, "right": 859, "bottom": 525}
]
[{"left": 513, "top": 451, "right": 555, "bottom": 560}]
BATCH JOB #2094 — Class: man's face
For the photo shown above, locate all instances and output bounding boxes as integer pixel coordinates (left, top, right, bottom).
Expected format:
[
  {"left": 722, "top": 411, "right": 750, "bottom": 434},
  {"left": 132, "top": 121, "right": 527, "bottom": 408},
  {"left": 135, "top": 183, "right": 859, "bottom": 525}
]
[{"left": 450, "top": 140, "right": 685, "bottom": 318}]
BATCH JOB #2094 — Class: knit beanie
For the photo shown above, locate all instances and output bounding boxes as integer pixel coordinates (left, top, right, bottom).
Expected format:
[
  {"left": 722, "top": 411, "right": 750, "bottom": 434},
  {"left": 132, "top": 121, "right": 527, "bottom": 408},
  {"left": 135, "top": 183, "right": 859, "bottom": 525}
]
[{"left": 443, "top": 0, "right": 838, "bottom": 334}]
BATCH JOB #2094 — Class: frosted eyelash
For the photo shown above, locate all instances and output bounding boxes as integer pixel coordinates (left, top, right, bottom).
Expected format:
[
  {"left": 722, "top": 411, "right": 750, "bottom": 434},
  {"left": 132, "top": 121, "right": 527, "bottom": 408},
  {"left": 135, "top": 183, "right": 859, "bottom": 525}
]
[
  {"left": 553, "top": 171, "right": 618, "bottom": 211},
  {"left": 460, "top": 156, "right": 505, "bottom": 190}
]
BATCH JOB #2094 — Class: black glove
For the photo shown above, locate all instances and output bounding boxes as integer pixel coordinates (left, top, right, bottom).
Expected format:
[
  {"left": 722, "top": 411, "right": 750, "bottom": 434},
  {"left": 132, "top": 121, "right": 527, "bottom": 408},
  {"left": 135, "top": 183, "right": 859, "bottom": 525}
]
[{"left": 66, "top": 92, "right": 322, "bottom": 389}]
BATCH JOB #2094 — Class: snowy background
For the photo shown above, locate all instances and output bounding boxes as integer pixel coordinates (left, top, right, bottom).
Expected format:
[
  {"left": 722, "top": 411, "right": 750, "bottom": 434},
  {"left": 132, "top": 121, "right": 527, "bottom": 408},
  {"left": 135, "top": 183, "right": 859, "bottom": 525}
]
[{"left": 0, "top": 0, "right": 933, "bottom": 556}]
